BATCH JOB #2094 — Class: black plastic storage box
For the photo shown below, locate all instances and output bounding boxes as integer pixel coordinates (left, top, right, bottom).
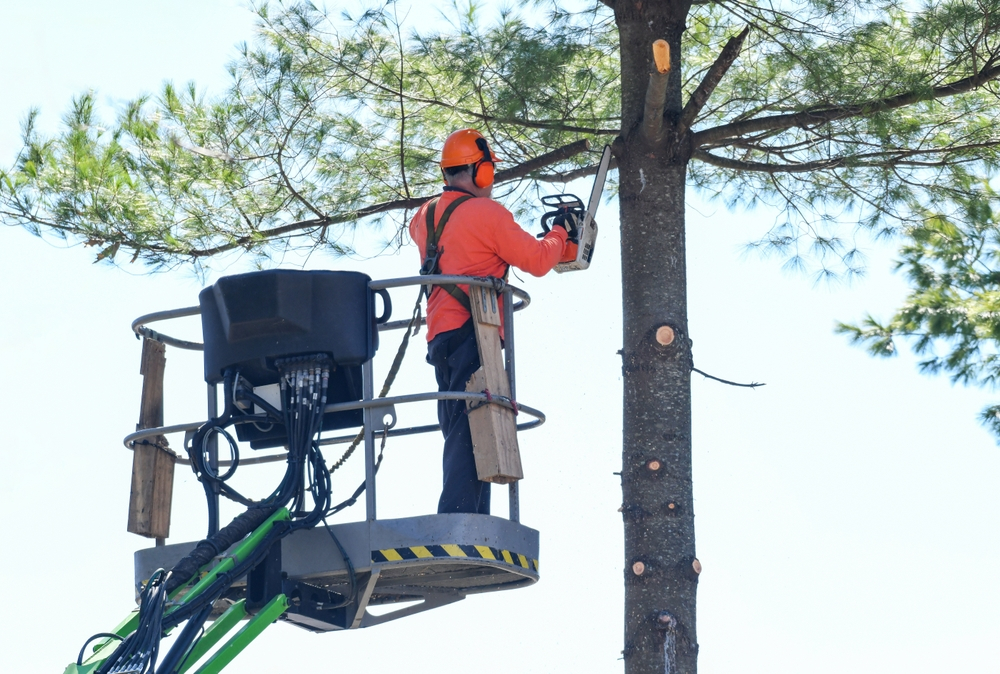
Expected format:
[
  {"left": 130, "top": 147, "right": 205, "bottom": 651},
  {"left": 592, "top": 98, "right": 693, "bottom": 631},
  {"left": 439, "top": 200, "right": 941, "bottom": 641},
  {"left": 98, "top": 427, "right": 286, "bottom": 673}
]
[{"left": 199, "top": 270, "right": 390, "bottom": 448}]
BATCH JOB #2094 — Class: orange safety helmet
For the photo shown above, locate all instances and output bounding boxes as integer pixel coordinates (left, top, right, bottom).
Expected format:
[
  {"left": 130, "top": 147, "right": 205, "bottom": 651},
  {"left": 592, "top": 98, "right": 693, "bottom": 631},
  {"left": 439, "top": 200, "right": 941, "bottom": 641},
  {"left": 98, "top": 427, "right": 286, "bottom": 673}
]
[{"left": 440, "top": 129, "right": 500, "bottom": 188}]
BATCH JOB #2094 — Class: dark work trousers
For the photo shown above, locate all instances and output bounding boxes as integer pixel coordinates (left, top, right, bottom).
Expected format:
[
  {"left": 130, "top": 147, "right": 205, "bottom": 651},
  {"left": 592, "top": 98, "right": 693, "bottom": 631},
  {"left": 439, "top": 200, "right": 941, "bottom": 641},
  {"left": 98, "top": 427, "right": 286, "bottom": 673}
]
[{"left": 426, "top": 323, "right": 491, "bottom": 514}]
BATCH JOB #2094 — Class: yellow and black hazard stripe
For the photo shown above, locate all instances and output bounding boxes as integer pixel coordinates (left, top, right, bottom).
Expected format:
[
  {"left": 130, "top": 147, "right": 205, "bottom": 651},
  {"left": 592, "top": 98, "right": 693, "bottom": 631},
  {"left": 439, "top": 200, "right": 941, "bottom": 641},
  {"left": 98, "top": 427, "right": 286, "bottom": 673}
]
[{"left": 371, "top": 544, "right": 538, "bottom": 571}]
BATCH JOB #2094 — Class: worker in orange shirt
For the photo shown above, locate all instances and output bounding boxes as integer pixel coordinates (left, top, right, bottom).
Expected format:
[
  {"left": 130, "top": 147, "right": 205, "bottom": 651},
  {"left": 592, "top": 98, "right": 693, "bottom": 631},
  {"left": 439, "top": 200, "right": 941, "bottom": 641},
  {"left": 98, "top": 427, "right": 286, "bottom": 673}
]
[{"left": 410, "top": 129, "right": 572, "bottom": 514}]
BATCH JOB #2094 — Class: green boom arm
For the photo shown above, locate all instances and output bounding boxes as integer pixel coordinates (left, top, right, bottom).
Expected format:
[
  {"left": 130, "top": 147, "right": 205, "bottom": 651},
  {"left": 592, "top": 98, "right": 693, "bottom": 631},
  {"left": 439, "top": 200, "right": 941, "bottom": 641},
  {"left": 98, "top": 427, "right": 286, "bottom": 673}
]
[{"left": 65, "top": 508, "right": 291, "bottom": 674}]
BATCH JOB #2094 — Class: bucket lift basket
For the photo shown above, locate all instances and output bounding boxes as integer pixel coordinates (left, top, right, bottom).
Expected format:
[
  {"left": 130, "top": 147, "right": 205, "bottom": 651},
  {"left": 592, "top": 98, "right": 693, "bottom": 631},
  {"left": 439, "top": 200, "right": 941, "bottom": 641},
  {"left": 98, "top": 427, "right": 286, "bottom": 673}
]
[{"left": 124, "top": 274, "right": 545, "bottom": 633}]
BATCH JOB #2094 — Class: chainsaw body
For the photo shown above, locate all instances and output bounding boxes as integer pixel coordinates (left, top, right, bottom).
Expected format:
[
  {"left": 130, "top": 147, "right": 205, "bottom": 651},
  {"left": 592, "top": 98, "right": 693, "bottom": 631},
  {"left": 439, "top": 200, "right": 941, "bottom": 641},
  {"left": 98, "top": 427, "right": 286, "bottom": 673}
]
[
  {"left": 536, "top": 145, "right": 612, "bottom": 274},
  {"left": 539, "top": 194, "right": 598, "bottom": 273}
]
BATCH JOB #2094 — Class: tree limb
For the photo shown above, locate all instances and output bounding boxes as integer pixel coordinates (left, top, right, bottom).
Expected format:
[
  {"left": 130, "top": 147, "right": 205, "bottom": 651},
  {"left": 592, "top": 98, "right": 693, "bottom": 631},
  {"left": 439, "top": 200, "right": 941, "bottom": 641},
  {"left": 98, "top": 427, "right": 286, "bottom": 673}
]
[
  {"left": 693, "top": 63, "right": 1000, "bottom": 148},
  {"left": 678, "top": 26, "right": 750, "bottom": 135},
  {"left": 693, "top": 138, "right": 1000, "bottom": 173},
  {"left": 187, "top": 139, "right": 592, "bottom": 258},
  {"left": 692, "top": 148, "right": 847, "bottom": 173},
  {"left": 535, "top": 156, "right": 618, "bottom": 183},
  {"left": 320, "top": 51, "right": 617, "bottom": 135},
  {"left": 275, "top": 116, "right": 326, "bottom": 220},
  {"left": 642, "top": 73, "right": 669, "bottom": 143},
  {"left": 494, "top": 139, "right": 590, "bottom": 183}
]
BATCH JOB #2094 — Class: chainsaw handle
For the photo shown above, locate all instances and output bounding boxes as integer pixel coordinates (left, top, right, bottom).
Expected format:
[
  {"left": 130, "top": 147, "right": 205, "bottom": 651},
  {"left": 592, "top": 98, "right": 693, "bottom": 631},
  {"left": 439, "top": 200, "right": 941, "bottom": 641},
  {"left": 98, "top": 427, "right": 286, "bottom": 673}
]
[
  {"left": 538, "top": 193, "right": 584, "bottom": 242},
  {"left": 539, "top": 209, "right": 557, "bottom": 234},
  {"left": 539, "top": 208, "right": 580, "bottom": 243},
  {"left": 541, "top": 193, "right": 583, "bottom": 209}
]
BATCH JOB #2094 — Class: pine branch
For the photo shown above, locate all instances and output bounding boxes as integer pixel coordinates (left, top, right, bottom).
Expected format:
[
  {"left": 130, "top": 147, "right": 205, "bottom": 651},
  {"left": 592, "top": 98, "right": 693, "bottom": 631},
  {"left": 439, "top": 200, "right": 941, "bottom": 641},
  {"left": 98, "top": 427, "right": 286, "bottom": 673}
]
[
  {"left": 692, "top": 149, "right": 846, "bottom": 173},
  {"left": 276, "top": 131, "right": 326, "bottom": 220},
  {"left": 319, "top": 52, "right": 617, "bottom": 136},
  {"left": 693, "top": 63, "right": 1000, "bottom": 147},
  {"left": 535, "top": 156, "right": 618, "bottom": 183},
  {"left": 183, "top": 139, "right": 592, "bottom": 258},
  {"left": 693, "top": 139, "right": 1000, "bottom": 173},
  {"left": 0, "top": 208, "right": 76, "bottom": 235},
  {"left": 494, "top": 139, "right": 591, "bottom": 183},
  {"left": 678, "top": 26, "right": 750, "bottom": 135}
]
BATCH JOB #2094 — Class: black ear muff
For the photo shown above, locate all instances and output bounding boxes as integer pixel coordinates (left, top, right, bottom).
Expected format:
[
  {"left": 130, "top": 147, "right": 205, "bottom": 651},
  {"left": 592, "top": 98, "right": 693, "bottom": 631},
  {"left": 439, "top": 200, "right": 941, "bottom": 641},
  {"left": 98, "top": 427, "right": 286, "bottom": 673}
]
[{"left": 473, "top": 137, "right": 495, "bottom": 188}]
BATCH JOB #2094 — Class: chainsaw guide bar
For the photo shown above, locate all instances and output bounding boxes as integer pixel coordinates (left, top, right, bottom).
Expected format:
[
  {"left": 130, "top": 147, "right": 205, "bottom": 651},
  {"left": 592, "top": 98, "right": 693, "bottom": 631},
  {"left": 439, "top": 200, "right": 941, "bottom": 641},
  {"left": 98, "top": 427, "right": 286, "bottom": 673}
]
[{"left": 544, "top": 145, "right": 612, "bottom": 273}]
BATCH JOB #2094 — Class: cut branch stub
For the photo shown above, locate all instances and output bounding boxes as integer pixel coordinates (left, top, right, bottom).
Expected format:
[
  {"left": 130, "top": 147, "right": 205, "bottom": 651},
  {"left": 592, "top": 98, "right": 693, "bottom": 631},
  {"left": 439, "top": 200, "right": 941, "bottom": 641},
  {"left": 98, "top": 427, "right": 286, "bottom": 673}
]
[
  {"left": 657, "top": 610, "right": 677, "bottom": 631},
  {"left": 653, "top": 40, "right": 670, "bottom": 74},
  {"left": 655, "top": 325, "right": 676, "bottom": 346},
  {"left": 642, "top": 41, "right": 671, "bottom": 143}
]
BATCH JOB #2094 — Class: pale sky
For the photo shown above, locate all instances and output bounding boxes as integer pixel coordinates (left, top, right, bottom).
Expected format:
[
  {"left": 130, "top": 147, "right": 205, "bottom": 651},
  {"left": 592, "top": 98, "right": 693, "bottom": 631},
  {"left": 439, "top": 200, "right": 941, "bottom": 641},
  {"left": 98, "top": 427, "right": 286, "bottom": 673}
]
[{"left": 1, "top": 2, "right": 998, "bottom": 673}]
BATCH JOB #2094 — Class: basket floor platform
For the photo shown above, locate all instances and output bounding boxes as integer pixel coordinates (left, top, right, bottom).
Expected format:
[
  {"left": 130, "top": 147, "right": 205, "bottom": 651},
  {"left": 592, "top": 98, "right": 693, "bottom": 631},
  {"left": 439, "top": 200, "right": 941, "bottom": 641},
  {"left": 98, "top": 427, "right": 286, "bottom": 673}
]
[{"left": 135, "top": 513, "right": 539, "bottom": 631}]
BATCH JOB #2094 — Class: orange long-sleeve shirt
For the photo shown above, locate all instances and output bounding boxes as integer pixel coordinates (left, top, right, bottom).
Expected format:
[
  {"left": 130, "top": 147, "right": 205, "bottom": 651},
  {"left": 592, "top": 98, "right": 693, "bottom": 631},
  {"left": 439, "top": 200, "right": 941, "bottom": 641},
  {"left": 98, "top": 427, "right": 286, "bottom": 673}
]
[{"left": 409, "top": 190, "right": 568, "bottom": 341}]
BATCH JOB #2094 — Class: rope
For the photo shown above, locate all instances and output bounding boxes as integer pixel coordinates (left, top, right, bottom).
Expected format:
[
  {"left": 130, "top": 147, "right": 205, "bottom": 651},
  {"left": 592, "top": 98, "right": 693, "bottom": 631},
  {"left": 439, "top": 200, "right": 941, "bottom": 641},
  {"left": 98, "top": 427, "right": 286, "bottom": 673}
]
[
  {"left": 327, "top": 427, "right": 390, "bottom": 515},
  {"left": 328, "top": 291, "right": 423, "bottom": 474}
]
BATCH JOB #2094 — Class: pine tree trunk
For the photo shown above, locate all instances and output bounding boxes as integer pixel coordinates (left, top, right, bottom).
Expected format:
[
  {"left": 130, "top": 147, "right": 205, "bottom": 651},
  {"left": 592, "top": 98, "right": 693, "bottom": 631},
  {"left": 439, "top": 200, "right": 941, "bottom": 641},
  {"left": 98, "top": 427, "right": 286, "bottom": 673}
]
[{"left": 615, "top": 2, "right": 698, "bottom": 672}]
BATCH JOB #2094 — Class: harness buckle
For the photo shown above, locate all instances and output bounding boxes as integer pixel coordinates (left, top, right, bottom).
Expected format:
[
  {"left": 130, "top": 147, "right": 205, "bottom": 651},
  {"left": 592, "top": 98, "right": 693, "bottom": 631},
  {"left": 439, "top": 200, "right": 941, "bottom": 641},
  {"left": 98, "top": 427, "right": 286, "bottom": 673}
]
[
  {"left": 420, "top": 245, "right": 442, "bottom": 300},
  {"left": 420, "top": 245, "right": 441, "bottom": 277}
]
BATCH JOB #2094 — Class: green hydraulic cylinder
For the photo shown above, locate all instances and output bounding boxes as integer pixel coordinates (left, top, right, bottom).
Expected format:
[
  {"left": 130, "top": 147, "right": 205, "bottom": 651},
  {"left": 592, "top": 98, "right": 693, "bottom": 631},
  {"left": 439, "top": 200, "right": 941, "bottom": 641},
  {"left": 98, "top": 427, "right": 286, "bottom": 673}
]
[
  {"left": 192, "top": 594, "right": 290, "bottom": 674},
  {"left": 175, "top": 599, "right": 248, "bottom": 674}
]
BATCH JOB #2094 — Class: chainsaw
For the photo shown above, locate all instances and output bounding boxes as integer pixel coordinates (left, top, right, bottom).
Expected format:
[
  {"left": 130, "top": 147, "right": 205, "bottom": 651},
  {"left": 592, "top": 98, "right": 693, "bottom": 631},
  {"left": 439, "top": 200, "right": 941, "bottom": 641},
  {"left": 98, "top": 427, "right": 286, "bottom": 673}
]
[{"left": 538, "top": 145, "right": 612, "bottom": 273}]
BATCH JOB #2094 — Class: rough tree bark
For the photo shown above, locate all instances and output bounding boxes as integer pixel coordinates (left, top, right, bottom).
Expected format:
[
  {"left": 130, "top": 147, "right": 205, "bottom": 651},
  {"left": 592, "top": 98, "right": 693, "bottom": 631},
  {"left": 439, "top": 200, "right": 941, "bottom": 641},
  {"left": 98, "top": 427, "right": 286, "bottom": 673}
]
[{"left": 614, "top": 2, "right": 699, "bottom": 672}]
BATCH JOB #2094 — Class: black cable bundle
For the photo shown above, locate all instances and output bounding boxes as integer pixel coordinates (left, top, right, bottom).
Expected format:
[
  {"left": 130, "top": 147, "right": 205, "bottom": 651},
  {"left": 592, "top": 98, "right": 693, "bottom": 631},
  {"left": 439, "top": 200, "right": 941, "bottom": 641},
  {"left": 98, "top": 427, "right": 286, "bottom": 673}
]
[
  {"left": 153, "top": 358, "right": 335, "bottom": 672},
  {"left": 153, "top": 604, "right": 213, "bottom": 674},
  {"left": 87, "top": 299, "right": 426, "bottom": 673},
  {"left": 275, "top": 356, "right": 333, "bottom": 528},
  {"left": 163, "top": 506, "right": 278, "bottom": 596},
  {"left": 84, "top": 356, "right": 346, "bottom": 674},
  {"left": 96, "top": 569, "right": 170, "bottom": 674},
  {"left": 169, "top": 358, "right": 335, "bottom": 597}
]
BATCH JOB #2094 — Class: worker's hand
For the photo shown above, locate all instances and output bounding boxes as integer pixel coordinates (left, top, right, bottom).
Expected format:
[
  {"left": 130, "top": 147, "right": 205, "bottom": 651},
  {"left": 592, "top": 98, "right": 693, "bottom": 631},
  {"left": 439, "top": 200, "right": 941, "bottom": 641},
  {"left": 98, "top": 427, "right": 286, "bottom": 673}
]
[
  {"left": 553, "top": 211, "right": 579, "bottom": 241},
  {"left": 537, "top": 208, "right": 580, "bottom": 240}
]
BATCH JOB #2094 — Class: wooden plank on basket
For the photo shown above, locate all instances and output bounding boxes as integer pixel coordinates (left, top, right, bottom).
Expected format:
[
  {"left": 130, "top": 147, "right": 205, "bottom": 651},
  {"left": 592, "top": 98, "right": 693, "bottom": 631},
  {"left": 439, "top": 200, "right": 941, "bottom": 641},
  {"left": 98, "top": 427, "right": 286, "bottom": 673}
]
[
  {"left": 465, "top": 284, "right": 522, "bottom": 483},
  {"left": 128, "top": 442, "right": 176, "bottom": 538},
  {"left": 128, "top": 338, "right": 176, "bottom": 539}
]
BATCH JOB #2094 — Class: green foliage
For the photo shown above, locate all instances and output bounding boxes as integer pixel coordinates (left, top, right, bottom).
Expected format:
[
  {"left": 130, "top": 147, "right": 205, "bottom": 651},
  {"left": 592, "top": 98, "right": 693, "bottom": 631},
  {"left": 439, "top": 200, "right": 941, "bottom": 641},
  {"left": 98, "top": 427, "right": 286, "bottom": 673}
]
[
  {"left": 838, "top": 183, "right": 1000, "bottom": 437},
  {"left": 3, "top": 0, "right": 1000, "bottom": 285},
  {"left": 688, "top": 0, "right": 1000, "bottom": 280},
  {"left": 0, "top": 1, "right": 618, "bottom": 267}
]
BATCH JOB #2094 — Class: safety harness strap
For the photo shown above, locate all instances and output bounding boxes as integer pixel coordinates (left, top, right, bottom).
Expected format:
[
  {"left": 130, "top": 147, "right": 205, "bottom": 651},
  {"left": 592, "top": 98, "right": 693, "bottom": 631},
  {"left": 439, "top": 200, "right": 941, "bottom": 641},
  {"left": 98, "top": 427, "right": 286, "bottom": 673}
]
[{"left": 422, "top": 195, "right": 475, "bottom": 311}]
